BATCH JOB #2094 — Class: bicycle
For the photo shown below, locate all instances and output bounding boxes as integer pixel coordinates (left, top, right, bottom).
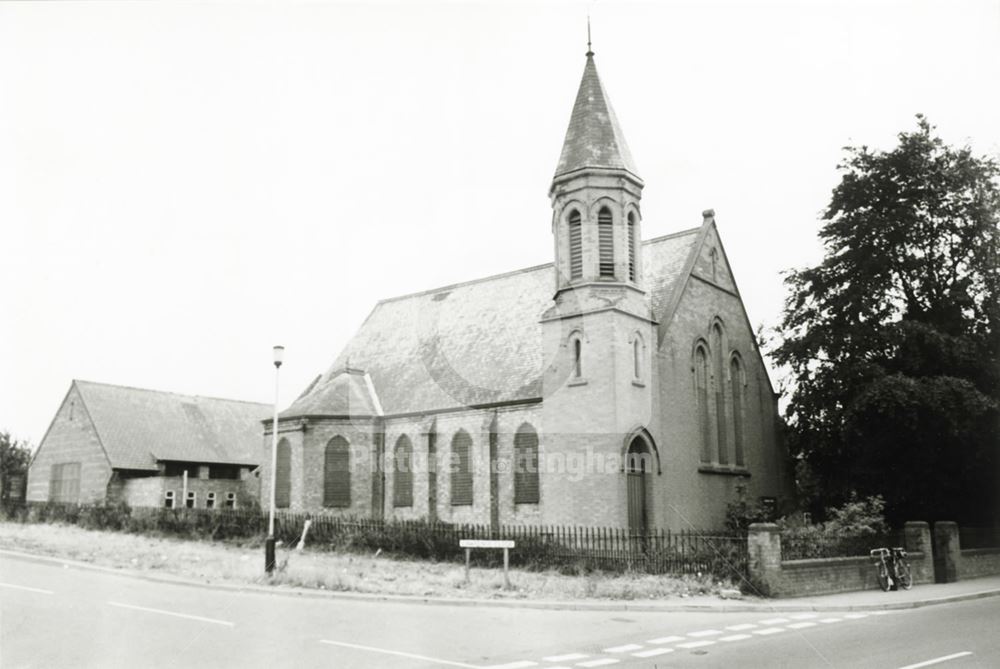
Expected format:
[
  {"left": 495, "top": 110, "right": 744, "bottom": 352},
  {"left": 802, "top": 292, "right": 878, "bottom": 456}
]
[{"left": 870, "top": 546, "right": 913, "bottom": 591}]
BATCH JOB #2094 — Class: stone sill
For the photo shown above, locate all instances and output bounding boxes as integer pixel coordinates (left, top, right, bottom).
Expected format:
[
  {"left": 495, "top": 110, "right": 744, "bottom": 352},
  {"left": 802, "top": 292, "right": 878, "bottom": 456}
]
[
  {"left": 631, "top": 380, "right": 646, "bottom": 388},
  {"left": 567, "top": 378, "right": 588, "bottom": 387},
  {"left": 697, "top": 465, "right": 750, "bottom": 477}
]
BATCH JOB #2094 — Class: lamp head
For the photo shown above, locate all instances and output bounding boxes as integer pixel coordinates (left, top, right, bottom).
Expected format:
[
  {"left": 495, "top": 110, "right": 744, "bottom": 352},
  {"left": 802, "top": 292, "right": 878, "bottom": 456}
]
[{"left": 272, "top": 345, "right": 284, "bottom": 368}]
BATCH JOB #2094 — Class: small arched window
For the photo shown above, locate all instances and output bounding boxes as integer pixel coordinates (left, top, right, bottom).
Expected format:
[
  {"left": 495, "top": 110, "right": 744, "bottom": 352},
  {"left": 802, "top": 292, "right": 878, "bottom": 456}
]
[
  {"left": 514, "top": 423, "right": 540, "bottom": 504},
  {"left": 730, "top": 355, "right": 745, "bottom": 467},
  {"left": 694, "top": 346, "right": 711, "bottom": 463},
  {"left": 627, "top": 211, "right": 636, "bottom": 282},
  {"left": 633, "top": 336, "right": 642, "bottom": 380},
  {"left": 450, "top": 430, "right": 473, "bottom": 506},
  {"left": 568, "top": 209, "right": 583, "bottom": 280},
  {"left": 573, "top": 336, "right": 583, "bottom": 378},
  {"left": 393, "top": 435, "right": 413, "bottom": 507},
  {"left": 598, "top": 206, "right": 614, "bottom": 277},
  {"left": 323, "top": 436, "right": 351, "bottom": 508},
  {"left": 275, "top": 438, "right": 291, "bottom": 508},
  {"left": 712, "top": 324, "right": 728, "bottom": 465}
]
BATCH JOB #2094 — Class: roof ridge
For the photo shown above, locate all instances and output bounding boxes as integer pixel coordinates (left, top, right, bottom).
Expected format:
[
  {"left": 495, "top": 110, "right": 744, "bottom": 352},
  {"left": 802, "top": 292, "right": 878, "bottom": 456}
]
[
  {"left": 376, "top": 261, "right": 554, "bottom": 305},
  {"left": 643, "top": 226, "right": 701, "bottom": 245},
  {"left": 73, "top": 379, "right": 269, "bottom": 408}
]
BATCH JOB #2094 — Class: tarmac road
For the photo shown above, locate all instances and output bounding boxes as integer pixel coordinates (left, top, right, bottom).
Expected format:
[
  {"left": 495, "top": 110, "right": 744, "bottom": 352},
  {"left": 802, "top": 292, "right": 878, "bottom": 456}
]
[{"left": 1, "top": 554, "right": 998, "bottom": 669}]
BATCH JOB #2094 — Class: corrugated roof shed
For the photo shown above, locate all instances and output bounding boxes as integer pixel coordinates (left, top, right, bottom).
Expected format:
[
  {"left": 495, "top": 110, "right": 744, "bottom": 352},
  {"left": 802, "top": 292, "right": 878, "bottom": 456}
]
[
  {"left": 75, "top": 380, "right": 269, "bottom": 470},
  {"left": 282, "top": 228, "right": 701, "bottom": 419}
]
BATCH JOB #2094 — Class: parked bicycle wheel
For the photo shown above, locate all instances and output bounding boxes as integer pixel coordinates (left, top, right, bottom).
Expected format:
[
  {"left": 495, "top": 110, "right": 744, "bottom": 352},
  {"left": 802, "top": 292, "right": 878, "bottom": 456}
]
[
  {"left": 895, "top": 558, "right": 913, "bottom": 590},
  {"left": 876, "top": 560, "right": 891, "bottom": 591}
]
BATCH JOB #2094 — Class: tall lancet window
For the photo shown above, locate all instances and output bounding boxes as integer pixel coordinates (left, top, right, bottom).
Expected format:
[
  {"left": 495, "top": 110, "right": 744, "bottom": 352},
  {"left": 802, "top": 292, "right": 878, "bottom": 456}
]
[
  {"left": 598, "top": 206, "right": 614, "bottom": 277},
  {"left": 627, "top": 212, "right": 636, "bottom": 282},
  {"left": 568, "top": 209, "right": 583, "bottom": 280},
  {"left": 712, "top": 324, "right": 728, "bottom": 465}
]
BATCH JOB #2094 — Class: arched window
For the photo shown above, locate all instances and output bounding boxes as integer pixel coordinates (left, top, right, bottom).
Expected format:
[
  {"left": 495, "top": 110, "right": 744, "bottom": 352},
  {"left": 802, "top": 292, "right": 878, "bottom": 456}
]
[
  {"left": 730, "top": 355, "right": 745, "bottom": 467},
  {"left": 514, "top": 424, "right": 540, "bottom": 504},
  {"left": 275, "top": 438, "right": 291, "bottom": 508},
  {"left": 568, "top": 209, "right": 582, "bottom": 280},
  {"left": 450, "top": 430, "right": 473, "bottom": 506},
  {"left": 627, "top": 211, "right": 636, "bottom": 282},
  {"left": 598, "top": 206, "right": 614, "bottom": 277},
  {"left": 633, "top": 336, "right": 642, "bottom": 380},
  {"left": 694, "top": 345, "right": 711, "bottom": 463},
  {"left": 323, "top": 436, "right": 351, "bottom": 508},
  {"left": 712, "top": 324, "right": 728, "bottom": 465},
  {"left": 573, "top": 336, "right": 583, "bottom": 378},
  {"left": 393, "top": 435, "right": 413, "bottom": 507}
]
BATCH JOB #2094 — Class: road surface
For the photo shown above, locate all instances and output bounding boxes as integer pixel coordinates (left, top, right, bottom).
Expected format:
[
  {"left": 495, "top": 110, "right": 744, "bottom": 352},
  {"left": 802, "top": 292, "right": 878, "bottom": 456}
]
[{"left": 1, "top": 554, "right": 997, "bottom": 668}]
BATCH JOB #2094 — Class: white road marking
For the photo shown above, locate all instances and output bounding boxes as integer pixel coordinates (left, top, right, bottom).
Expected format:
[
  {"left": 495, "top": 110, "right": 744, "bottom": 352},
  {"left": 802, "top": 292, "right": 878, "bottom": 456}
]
[
  {"left": 544, "top": 654, "right": 589, "bottom": 662},
  {"left": 759, "top": 617, "right": 790, "bottom": 625},
  {"left": 107, "top": 601, "right": 233, "bottom": 627},
  {"left": 688, "top": 629, "right": 723, "bottom": 637},
  {"left": 487, "top": 662, "right": 538, "bottom": 669},
  {"left": 319, "top": 640, "right": 482, "bottom": 668},
  {"left": 753, "top": 627, "right": 786, "bottom": 636},
  {"left": 726, "top": 623, "right": 757, "bottom": 631},
  {"left": 677, "top": 640, "right": 716, "bottom": 649},
  {"left": 632, "top": 648, "right": 674, "bottom": 658},
  {"left": 648, "top": 635, "right": 685, "bottom": 644},
  {"left": 787, "top": 622, "right": 818, "bottom": 629},
  {"left": 576, "top": 660, "right": 620, "bottom": 668},
  {"left": 0, "top": 582, "right": 54, "bottom": 595},
  {"left": 720, "top": 634, "right": 753, "bottom": 642},
  {"left": 843, "top": 613, "right": 869, "bottom": 619},
  {"left": 897, "top": 652, "right": 974, "bottom": 669},
  {"left": 790, "top": 613, "right": 818, "bottom": 619},
  {"left": 602, "top": 644, "right": 643, "bottom": 653},
  {"left": 819, "top": 618, "right": 842, "bottom": 623}
]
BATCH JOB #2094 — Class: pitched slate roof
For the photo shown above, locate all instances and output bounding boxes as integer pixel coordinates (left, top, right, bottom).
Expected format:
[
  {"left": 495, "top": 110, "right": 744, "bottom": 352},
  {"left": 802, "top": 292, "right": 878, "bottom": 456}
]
[
  {"left": 282, "top": 229, "right": 701, "bottom": 419},
  {"left": 553, "top": 54, "right": 640, "bottom": 180},
  {"left": 74, "top": 380, "right": 269, "bottom": 471}
]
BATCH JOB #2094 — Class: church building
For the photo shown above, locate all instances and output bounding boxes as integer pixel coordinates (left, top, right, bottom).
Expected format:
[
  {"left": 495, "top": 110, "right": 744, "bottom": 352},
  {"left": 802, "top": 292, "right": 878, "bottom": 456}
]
[{"left": 262, "top": 46, "right": 791, "bottom": 531}]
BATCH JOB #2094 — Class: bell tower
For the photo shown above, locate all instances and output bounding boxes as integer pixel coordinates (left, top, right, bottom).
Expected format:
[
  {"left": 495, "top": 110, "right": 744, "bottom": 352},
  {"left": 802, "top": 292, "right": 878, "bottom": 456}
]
[{"left": 549, "top": 45, "right": 645, "bottom": 300}]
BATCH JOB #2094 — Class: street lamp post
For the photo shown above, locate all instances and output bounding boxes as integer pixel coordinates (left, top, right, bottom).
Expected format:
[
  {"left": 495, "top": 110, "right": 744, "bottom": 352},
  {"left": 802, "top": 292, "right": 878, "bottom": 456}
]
[{"left": 265, "top": 344, "right": 284, "bottom": 574}]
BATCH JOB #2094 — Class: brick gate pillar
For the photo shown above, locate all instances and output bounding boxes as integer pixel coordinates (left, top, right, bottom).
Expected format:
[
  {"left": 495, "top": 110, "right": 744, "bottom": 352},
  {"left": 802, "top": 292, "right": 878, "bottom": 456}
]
[
  {"left": 748, "top": 522, "right": 782, "bottom": 597},
  {"left": 933, "top": 521, "right": 960, "bottom": 583}
]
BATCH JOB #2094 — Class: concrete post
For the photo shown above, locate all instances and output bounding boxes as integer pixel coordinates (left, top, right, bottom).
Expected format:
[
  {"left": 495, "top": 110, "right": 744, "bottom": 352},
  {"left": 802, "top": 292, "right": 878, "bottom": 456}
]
[
  {"left": 933, "top": 521, "right": 960, "bottom": 583},
  {"left": 748, "top": 523, "right": 782, "bottom": 597}
]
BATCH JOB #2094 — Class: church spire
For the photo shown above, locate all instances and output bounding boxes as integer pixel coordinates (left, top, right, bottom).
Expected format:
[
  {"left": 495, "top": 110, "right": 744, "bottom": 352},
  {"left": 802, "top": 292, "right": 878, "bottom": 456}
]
[{"left": 552, "top": 45, "right": 640, "bottom": 183}]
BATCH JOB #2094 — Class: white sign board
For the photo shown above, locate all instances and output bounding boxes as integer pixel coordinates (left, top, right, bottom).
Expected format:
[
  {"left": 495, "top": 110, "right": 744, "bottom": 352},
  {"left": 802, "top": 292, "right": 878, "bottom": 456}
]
[{"left": 459, "top": 539, "right": 515, "bottom": 549}]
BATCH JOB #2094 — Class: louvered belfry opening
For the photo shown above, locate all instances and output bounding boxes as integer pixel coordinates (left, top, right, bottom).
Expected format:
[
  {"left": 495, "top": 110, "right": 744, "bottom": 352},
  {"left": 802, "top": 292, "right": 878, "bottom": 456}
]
[
  {"left": 393, "top": 435, "right": 414, "bottom": 508},
  {"left": 323, "top": 436, "right": 351, "bottom": 508},
  {"left": 513, "top": 423, "right": 540, "bottom": 504},
  {"left": 450, "top": 430, "right": 473, "bottom": 506},
  {"left": 598, "top": 207, "right": 614, "bottom": 277},
  {"left": 627, "top": 212, "right": 636, "bottom": 281},
  {"left": 568, "top": 209, "right": 583, "bottom": 279}
]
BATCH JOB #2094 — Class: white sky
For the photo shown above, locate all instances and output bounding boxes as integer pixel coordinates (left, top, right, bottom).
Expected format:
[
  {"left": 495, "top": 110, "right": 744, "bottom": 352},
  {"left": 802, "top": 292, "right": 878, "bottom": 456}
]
[{"left": 2, "top": 0, "right": 998, "bottom": 447}]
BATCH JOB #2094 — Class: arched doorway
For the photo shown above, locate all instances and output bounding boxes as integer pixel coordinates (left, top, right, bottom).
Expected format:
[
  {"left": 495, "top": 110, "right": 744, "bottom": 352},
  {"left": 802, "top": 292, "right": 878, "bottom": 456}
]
[{"left": 626, "top": 436, "right": 652, "bottom": 534}]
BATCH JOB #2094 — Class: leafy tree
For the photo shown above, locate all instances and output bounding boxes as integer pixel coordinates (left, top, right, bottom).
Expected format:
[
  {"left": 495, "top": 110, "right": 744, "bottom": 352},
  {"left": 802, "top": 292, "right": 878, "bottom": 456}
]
[
  {"left": 773, "top": 116, "right": 1000, "bottom": 526},
  {"left": 1, "top": 431, "right": 33, "bottom": 503}
]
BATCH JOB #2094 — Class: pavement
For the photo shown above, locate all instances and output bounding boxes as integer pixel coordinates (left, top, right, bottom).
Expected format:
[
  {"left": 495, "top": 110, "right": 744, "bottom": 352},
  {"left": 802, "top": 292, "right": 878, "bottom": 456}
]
[
  {"left": 3, "top": 551, "right": 999, "bottom": 668},
  {"left": 2, "top": 547, "right": 1000, "bottom": 613}
]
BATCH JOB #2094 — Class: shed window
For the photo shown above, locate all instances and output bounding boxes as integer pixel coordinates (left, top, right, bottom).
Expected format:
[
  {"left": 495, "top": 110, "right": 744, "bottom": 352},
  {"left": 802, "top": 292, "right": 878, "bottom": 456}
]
[
  {"left": 275, "top": 438, "right": 291, "bottom": 508},
  {"left": 164, "top": 490, "right": 175, "bottom": 509},
  {"left": 598, "top": 207, "right": 614, "bottom": 277},
  {"left": 185, "top": 491, "right": 196, "bottom": 508},
  {"left": 568, "top": 209, "right": 583, "bottom": 279},
  {"left": 49, "top": 462, "right": 81, "bottom": 504},
  {"left": 393, "top": 435, "right": 414, "bottom": 508},
  {"left": 225, "top": 492, "right": 237, "bottom": 509},
  {"left": 323, "top": 436, "right": 351, "bottom": 508},
  {"left": 450, "top": 430, "right": 473, "bottom": 506},
  {"left": 206, "top": 492, "right": 216, "bottom": 509},
  {"left": 514, "top": 424, "right": 540, "bottom": 504}
]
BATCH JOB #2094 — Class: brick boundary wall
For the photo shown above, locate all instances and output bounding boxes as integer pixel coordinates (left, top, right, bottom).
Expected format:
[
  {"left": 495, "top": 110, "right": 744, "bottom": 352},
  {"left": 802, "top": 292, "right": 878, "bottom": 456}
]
[
  {"left": 932, "top": 521, "right": 1000, "bottom": 583},
  {"left": 748, "top": 522, "right": 933, "bottom": 598}
]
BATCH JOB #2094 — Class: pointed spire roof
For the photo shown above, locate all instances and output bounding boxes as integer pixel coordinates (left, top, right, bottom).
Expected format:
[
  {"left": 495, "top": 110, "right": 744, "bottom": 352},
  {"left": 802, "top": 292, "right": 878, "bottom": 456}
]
[{"left": 553, "top": 52, "right": 640, "bottom": 181}]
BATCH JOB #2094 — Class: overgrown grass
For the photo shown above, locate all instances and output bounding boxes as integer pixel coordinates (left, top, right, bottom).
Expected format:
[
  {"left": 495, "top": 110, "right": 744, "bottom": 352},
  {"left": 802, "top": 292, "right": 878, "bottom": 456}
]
[{"left": 0, "top": 521, "right": 736, "bottom": 601}]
